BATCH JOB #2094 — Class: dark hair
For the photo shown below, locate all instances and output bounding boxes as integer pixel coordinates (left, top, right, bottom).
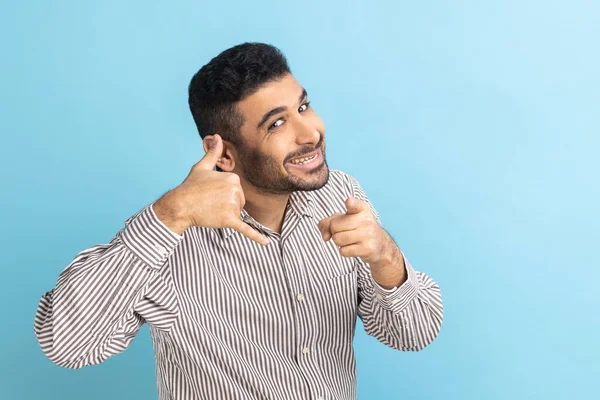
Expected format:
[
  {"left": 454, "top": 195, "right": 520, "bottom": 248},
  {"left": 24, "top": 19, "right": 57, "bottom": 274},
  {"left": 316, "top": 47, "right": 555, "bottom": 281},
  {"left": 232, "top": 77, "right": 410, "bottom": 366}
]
[{"left": 188, "top": 42, "right": 291, "bottom": 146}]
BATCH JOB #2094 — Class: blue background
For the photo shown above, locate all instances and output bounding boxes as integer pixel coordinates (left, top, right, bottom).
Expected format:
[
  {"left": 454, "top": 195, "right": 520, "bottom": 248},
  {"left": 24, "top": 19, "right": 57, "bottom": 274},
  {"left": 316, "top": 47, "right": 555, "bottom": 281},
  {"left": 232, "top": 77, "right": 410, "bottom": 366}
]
[{"left": 1, "top": 1, "right": 598, "bottom": 399}]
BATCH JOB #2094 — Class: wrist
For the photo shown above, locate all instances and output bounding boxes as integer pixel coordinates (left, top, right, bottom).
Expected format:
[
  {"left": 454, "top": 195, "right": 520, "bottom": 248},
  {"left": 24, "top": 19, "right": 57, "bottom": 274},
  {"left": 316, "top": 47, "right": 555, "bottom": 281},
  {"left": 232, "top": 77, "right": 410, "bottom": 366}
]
[
  {"left": 369, "top": 246, "right": 406, "bottom": 289},
  {"left": 153, "top": 191, "right": 190, "bottom": 235}
]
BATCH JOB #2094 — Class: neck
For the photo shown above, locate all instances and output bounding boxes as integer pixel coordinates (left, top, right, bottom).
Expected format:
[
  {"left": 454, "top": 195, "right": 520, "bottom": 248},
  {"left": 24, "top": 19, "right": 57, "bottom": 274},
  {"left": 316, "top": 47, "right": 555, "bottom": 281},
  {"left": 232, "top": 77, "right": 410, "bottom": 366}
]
[{"left": 240, "top": 182, "right": 290, "bottom": 234}]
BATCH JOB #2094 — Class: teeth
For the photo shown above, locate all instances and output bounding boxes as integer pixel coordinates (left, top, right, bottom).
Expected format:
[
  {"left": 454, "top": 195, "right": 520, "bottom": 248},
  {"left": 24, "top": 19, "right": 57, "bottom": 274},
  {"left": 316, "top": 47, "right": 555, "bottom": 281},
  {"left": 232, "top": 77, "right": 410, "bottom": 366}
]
[{"left": 290, "top": 154, "right": 316, "bottom": 164}]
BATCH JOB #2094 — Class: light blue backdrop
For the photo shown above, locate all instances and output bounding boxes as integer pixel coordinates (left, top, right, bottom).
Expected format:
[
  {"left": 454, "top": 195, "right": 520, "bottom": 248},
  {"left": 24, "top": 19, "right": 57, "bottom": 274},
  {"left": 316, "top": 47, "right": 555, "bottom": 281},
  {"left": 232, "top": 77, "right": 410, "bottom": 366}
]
[{"left": 1, "top": 1, "right": 598, "bottom": 399}]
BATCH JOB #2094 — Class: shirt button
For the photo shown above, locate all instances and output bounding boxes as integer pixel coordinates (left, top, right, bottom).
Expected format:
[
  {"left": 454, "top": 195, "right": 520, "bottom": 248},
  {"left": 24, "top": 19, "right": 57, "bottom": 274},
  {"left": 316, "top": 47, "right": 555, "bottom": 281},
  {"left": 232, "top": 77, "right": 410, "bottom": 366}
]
[
  {"left": 376, "top": 293, "right": 383, "bottom": 301},
  {"left": 297, "top": 294, "right": 305, "bottom": 302},
  {"left": 391, "top": 299, "right": 399, "bottom": 305},
  {"left": 302, "top": 347, "right": 309, "bottom": 354}
]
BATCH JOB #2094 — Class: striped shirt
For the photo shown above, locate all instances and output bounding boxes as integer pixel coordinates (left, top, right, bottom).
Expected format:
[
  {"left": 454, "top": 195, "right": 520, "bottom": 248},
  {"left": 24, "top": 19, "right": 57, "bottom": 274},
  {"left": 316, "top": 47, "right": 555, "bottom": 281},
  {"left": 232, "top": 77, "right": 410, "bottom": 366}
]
[{"left": 34, "top": 169, "right": 443, "bottom": 400}]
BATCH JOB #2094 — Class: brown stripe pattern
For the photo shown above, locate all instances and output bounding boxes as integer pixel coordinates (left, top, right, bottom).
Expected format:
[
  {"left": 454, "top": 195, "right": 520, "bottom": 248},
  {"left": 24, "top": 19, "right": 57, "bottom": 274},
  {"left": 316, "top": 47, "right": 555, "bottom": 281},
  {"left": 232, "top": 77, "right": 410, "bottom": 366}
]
[{"left": 35, "top": 169, "right": 443, "bottom": 399}]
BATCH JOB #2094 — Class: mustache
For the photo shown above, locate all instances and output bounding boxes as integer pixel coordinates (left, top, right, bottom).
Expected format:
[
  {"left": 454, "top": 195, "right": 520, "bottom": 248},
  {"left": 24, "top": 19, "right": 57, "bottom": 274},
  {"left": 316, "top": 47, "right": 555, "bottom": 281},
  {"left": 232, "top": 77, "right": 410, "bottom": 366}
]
[{"left": 287, "top": 137, "right": 324, "bottom": 161}]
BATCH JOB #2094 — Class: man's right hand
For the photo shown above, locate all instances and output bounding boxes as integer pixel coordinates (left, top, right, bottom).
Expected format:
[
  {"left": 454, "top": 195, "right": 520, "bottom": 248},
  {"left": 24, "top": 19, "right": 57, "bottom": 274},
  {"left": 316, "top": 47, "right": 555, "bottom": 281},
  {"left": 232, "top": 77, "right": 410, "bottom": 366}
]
[{"left": 153, "top": 134, "right": 270, "bottom": 246}]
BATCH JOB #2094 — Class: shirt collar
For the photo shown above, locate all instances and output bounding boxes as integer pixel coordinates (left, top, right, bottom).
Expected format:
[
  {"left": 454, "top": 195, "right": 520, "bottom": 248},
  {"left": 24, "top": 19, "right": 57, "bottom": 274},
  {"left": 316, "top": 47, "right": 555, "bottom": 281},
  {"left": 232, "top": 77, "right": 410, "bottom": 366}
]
[{"left": 218, "top": 190, "right": 314, "bottom": 240}]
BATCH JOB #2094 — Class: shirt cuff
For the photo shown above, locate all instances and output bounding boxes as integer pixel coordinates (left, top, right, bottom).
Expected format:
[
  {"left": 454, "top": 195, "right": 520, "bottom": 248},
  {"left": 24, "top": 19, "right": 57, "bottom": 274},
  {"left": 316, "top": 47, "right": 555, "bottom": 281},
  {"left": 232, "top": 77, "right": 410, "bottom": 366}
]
[
  {"left": 376, "top": 283, "right": 398, "bottom": 293},
  {"left": 120, "top": 203, "right": 184, "bottom": 269},
  {"left": 371, "top": 252, "right": 420, "bottom": 313}
]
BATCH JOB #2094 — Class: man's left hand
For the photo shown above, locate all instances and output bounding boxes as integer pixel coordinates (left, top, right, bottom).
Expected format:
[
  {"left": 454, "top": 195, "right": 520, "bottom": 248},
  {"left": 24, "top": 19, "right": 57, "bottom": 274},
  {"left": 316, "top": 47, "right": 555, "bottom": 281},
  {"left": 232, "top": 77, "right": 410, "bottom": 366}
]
[{"left": 317, "top": 197, "right": 391, "bottom": 265}]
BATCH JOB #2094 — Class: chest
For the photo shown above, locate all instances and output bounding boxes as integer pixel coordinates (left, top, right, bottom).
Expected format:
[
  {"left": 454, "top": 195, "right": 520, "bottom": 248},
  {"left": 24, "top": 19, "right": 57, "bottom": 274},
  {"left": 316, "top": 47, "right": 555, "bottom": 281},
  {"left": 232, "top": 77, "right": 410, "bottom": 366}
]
[{"left": 166, "top": 225, "right": 358, "bottom": 342}]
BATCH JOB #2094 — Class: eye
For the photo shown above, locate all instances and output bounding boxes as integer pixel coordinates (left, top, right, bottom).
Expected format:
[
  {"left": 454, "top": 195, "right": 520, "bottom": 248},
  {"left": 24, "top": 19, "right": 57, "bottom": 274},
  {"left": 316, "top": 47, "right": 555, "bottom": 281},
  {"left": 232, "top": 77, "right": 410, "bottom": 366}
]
[
  {"left": 299, "top": 101, "right": 311, "bottom": 112},
  {"left": 269, "top": 118, "right": 285, "bottom": 131}
]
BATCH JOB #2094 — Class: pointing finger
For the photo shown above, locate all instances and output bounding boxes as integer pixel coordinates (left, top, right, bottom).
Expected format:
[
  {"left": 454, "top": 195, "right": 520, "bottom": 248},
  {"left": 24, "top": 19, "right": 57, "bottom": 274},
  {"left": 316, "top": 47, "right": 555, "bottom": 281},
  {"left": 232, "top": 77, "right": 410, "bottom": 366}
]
[{"left": 345, "top": 197, "right": 366, "bottom": 215}]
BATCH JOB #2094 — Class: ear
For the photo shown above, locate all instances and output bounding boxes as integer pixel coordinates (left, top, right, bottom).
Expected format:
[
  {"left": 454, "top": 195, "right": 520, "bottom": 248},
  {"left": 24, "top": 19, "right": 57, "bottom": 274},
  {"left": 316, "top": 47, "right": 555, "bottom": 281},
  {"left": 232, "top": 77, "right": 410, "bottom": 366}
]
[
  {"left": 203, "top": 136, "right": 237, "bottom": 172},
  {"left": 217, "top": 141, "right": 237, "bottom": 172}
]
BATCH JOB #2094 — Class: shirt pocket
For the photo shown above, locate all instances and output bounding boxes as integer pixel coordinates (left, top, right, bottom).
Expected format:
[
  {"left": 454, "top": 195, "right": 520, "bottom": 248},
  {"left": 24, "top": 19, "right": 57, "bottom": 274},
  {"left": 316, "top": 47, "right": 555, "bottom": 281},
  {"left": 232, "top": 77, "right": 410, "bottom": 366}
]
[
  {"left": 325, "top": 267, "right": 358, "bottom": 321},
  {"left": 328, "top": 266, "right": 357, "bottom": 292},
  {"left": 321, "top": 241, "right": 357, "bottom": 280}
]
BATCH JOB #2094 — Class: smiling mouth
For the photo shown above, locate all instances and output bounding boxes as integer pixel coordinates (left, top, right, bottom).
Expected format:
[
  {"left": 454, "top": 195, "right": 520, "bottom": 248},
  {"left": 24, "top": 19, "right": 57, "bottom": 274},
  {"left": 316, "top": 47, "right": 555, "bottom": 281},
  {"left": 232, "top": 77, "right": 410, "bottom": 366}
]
[
  {"left": 288, "top": 148, "right": 321, "bottom": 163},
  {"left": 289, "top": 153, "right": 318, "bottom": 165},
  {"left": 286, "top": 149, "right": 324, "bottom": 170}
]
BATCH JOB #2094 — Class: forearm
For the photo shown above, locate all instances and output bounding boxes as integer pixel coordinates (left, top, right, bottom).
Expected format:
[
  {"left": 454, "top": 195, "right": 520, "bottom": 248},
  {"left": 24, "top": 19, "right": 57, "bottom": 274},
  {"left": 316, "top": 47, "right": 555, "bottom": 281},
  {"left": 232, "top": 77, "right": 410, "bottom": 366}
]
[
  {"left": 358, "top": 255, "right": 444, "bottom": 351},
  {"left": 34, "top": 205, "right": 183, "bottom": 368},
  {"left": 345, "top": 172, "right": 443, "bottom": 350},
  {"left": 35, "top": 254, "right": 154, "bottom": 367},
  {"left": 369, "top": 230, "right": 407, "bottom": 290}
]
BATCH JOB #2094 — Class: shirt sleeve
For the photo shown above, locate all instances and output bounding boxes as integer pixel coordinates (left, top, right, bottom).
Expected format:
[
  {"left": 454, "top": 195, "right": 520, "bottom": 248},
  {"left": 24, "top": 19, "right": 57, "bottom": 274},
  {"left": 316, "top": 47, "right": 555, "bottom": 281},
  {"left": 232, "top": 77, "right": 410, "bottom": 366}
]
[
  {"left": 345, "top": 172, "right": 444, "bottom": 351},
  {"left": 34, "top": 203, "right": 184, "bottom": 368}
]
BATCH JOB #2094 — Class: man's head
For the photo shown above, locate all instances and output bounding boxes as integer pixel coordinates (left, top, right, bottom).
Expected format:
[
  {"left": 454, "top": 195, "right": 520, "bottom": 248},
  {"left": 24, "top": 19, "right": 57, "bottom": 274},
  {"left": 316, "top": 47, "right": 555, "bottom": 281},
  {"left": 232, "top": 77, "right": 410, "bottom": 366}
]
[{"left": 188, "top": 42, "right": 329, "bottom": 195}]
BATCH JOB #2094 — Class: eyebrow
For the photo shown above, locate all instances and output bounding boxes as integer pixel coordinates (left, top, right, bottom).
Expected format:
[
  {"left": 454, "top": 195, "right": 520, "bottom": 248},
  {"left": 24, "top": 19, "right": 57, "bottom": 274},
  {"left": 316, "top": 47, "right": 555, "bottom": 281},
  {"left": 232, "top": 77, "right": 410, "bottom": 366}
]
[{"left": 257, "top": 88, "right": 308, "bottom": 129}]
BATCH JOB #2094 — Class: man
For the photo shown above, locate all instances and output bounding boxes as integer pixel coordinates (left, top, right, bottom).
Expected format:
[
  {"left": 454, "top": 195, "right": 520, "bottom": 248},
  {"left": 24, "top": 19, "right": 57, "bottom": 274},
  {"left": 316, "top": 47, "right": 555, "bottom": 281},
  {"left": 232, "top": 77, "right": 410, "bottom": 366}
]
[{"left": 34, "top": 42, "right": 443, "bottom": 400}]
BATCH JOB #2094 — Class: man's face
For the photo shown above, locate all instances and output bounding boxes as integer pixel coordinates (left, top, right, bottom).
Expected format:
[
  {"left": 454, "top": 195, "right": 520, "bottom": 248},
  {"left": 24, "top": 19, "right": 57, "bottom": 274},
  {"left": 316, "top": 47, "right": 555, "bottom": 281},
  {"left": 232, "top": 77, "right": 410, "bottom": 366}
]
[{"left": 233, "top": 73, "right": 329, "bottom": 195}]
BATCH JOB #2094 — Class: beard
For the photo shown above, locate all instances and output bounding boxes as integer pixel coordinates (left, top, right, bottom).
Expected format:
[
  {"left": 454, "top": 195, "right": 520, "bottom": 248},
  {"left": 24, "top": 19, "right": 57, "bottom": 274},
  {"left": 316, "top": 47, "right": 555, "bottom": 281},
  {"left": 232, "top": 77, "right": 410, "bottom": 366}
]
[{"left": 236, "top": 137, "right": 330, "bottom": 196}]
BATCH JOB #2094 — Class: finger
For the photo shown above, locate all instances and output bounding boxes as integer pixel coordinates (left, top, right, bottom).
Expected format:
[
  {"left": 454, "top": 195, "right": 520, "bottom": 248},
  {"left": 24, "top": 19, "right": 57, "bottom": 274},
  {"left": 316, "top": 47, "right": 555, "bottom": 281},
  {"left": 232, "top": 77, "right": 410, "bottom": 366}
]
[
  {"left": 337, "top": 243, "right": 363, "bottom": 258},
  {"left": 322, "top": 228, "right": 333, "bottom": 242},
  {"left": 331, "top": 230, "right": 361, "bottom": 248},
  {"left": 345, "top": 197, "right": 367, "bottom": 215},
  {"left": 327, "top": 213, "right": 362, "bottom": 237},
  {"left": 317, "top": 217, "right": 332, "bottom": 238},
  {"left": 318, "top": 213, "right": 344, "bottom": 241},
  {"left": 230, "top": 219, "right": 270, "bottom": 246},
  {"left": 235, "top": 182, "right": 246, "bottom": 209},
  {"left": 196, "top": 134, "right": 223, "bottom": 170}
]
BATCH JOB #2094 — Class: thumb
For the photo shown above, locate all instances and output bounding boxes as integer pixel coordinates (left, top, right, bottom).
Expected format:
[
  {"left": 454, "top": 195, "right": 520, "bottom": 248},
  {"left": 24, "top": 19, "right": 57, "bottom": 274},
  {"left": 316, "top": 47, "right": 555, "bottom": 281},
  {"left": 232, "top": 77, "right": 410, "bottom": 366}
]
[{"left": 197, "top": 134, "right": 223, "bottom": 170}]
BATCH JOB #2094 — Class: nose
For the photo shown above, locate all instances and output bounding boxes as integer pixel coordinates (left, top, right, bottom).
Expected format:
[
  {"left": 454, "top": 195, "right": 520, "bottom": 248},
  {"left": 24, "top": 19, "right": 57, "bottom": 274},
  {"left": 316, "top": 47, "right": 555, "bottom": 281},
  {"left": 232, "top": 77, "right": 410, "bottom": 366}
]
[{"left": 294, "top": 117, "right": 321, "bottom": 146}]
